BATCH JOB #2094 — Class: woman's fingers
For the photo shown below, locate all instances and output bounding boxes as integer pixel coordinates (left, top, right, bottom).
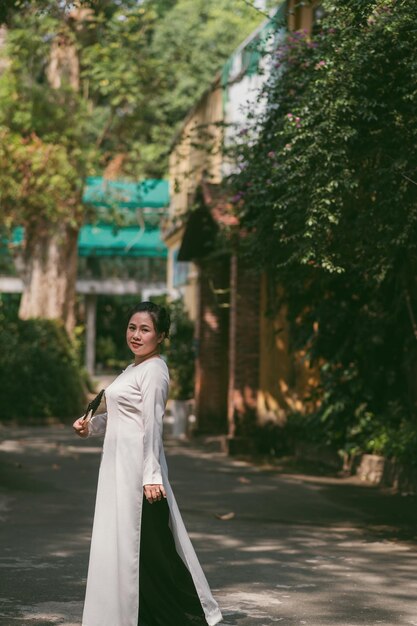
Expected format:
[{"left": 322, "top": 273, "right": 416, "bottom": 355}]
[
  {"left": 143, "top": 483, "right": 165, "bottom": 503},
  {"left": 73, "top": 417, "right": 89, "bottom": 438},
  {"left": 143, "top": 484, "right": 152, "bottom": 502},
  {"left": 150, "top": 486, "right": 160, "bottom": 502}
]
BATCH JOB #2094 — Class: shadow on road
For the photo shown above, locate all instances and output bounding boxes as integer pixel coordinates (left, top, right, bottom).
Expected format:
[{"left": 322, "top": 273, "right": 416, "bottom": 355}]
[{"left": 0, "top": 426, "right": 417, "bottom": 625}]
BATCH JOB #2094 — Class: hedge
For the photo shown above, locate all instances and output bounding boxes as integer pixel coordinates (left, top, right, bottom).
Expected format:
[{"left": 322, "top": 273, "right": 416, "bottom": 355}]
[{"left": 0, "top": 315, "right": 86, "bottom": 421}]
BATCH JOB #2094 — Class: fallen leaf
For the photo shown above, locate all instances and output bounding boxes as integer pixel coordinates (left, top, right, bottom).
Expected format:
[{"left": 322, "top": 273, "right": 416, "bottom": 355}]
[{"left": 215, "top": 511, "right": 236, "bottom": 520}]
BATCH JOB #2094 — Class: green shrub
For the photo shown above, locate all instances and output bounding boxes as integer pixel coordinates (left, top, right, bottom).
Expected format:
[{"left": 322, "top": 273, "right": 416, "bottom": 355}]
[
  {"left": 94, "top": 294, "right": 141, "bottom": 371},
  {"left": 0, "top": 315, "right": 86, "bottom": 420},
  {"left": 165, "top": 299, "right": 195, "bottom": 400}
]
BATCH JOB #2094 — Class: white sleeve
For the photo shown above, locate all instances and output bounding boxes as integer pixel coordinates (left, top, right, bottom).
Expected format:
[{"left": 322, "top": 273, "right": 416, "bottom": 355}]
[
  {"left": 87, "top": 412, "right": 108, "bottom": 437},
  {"left": 140, "top": 363, "right": 169, "bottom": 486}
]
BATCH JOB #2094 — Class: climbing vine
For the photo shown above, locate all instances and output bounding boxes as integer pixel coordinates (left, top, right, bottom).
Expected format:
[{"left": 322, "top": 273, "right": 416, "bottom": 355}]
[{"left": 231, "top": 0, "right": 417, "bottom": 463}]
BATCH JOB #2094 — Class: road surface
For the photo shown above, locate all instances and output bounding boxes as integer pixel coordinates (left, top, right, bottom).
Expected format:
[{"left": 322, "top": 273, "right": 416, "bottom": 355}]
[{"left": 1, "top": 425, "right": 417, "bottom": 625}]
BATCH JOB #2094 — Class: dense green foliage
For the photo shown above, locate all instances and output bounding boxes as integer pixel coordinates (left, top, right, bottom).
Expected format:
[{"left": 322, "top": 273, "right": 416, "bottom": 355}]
[
  {"left": 165, "top": 298, "right": 195, "bottom": 400},
  {"left": 232, "top": 0, "right": 417, "bottom": 463},
  {"left": 93, "top": 295, "right": 142, "bottom": 371},
  {"left": 146, "top": 0, "right": 262, "bottom": 173},
  {"left": 0, "top": 0, "right": 262, "bottom": 185},
  {"left": 0, "top": 8, "right": 87, "bottom": 229},
  {"left": 0, "top": 128, "right": 83, "bottom": 231},
  {"left": 0, "top": 298, "right": 86, "bottom": 420}
]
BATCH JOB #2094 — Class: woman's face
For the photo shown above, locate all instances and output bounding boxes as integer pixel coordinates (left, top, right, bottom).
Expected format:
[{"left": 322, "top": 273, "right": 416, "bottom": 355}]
[{"left": 126, "top": 312, "right": 163, "bottom": 363}]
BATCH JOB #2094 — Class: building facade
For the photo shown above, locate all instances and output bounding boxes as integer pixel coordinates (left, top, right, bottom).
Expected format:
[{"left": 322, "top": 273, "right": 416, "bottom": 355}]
[{"left": 164, "top": 2, "right": 321, "bottom": 449}]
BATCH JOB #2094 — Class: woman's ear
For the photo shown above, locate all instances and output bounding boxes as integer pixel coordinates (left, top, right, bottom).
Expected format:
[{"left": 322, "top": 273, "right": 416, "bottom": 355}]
[{"left": 157, "top": 332, "right": 165, "bottom": 344}]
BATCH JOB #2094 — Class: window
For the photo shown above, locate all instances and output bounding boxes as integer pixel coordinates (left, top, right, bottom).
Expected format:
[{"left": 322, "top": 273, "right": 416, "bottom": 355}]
[{"left": 172, "top": 248, "right": 190, "bottom": 288}]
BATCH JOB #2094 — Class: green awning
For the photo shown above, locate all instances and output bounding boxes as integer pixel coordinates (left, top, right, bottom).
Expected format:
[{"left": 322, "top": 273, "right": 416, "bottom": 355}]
[
  {"left": 6, "top": 177, "right": 169, "bottom": 259},
  {"left": 78, "top": 225, "right": 167, "bottom": 258},
  {"left": 9, "top": 225, "right": 167, "bottom": 258},
  {"left": 83, "top": 177, "right": 169, "bottom": 209}
]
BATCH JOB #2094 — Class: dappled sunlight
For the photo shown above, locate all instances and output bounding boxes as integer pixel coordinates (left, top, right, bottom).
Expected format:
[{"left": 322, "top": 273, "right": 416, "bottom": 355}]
[
  {"left": 0, "top": 432, "right": 102, "bottom": 457},
  {"left": 1, "top": 426, "right": 417, "bottom": 625},
  {"left": 189, "top": 532, "right": 243, "bottom": 550},
  {"left": 207, "top": 517, "right": 417, "bottom": 624},
  {"left": 17, "top": 601, "right": 83, "bottom": 625}
]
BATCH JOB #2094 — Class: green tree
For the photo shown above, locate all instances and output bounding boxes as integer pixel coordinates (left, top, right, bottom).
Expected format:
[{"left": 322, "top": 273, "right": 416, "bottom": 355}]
[
  {"left": 0, "top": 5, "right": 89, "bottom": 331},
  {"left": 142, "top": 0, "right": 263, "bottom": 175},
  {"left": 232, "top": 0, "right": 417, "bottom": 462},
  {"left": 0, "top": 128, "right": 83, "bottom": 331},
  {"left": 0, "top": 0, "right": 262, "bottom": 330},
  {"left": 0, "top": 2, "right": 161, "bottom": 330}
]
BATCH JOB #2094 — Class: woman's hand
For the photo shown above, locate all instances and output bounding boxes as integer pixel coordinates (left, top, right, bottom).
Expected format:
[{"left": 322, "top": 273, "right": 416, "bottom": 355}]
[
  {"left": 73, "top": 416, "right": 89, "bottom": 438},
  {"left": 143, "top": 483, "right": 166, "bottom": 503}
]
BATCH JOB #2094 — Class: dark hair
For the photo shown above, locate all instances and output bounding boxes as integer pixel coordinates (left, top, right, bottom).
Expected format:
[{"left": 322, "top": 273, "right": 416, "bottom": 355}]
[{"left": 126, "top": 301, "right": 171, "bottom": 339}]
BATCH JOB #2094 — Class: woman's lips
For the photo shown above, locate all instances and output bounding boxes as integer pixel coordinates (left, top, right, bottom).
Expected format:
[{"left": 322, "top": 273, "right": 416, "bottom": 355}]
[{"left": 131, "top": 342, "right": 142, "bottom": 348}]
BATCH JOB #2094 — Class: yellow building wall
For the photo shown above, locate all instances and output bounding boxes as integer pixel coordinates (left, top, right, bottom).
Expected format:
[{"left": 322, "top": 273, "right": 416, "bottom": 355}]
[
  {"left": 166, "top": 83, "right": 223, "bottom": 321},
  {"left": 256, "top": 3, "right": 322, "bottom": 424},
  {"left": 258, "top": 274, "right": 319, "bottom": 425},
  {"left": 169, "top": 84, "right": 223, "bottom": 218},
  {"left": 287, "top": 0, "right": 318, "bottom": 33},
  {"left": 164, "top": 227, "right": 199, "bottom": 322}
]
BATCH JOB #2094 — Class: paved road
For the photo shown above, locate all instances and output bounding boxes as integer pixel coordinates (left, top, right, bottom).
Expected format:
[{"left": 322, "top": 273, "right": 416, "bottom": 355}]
[{"left": 1, "top": 425, "right": 417, "bottom": 626}]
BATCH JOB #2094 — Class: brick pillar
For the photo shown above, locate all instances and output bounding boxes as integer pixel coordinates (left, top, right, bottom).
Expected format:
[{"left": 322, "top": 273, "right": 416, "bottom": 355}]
[
  {"left": 227, "top": 258, "right": 261, "bottom": 452},
  {"left": 194, "top": 256, "right": 230, "bottom": 434}
]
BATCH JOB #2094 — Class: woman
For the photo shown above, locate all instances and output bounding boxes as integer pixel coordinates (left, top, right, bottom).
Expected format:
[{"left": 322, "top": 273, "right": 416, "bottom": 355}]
[{"left": 73, "top": 301, "right": 223, "bottom": 626}]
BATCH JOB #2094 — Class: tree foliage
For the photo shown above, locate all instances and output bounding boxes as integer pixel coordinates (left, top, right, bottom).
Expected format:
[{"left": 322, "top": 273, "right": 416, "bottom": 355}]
[
  {"left": 146, "top": 0, "right": 262, "bottom": 174},
  {"left": 0, "top": 5, "right": 88, "bottom": 229},
  {"left": 232, "top": 0, "right": 417, "bottom": 463},
  {"left": 165, "top": 298, "right": 195, "bottom": 400},
  {"left": 0, "top": 128, "right": 83, "bottom": 230},
  {"left": 0, "top": 0, "right": 263, "bottom": 208}
]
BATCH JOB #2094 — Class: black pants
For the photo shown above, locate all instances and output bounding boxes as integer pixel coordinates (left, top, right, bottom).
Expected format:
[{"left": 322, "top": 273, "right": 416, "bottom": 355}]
[{"left": 138, "top": 494, "right": 207, "bottom": 626}]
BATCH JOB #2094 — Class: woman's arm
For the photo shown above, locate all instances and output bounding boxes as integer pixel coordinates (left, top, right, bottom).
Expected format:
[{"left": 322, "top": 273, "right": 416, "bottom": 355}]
[
  {"left": 87, "top": 412, "right": 108, "bottom": 437},
  {"left": 140, "top": 362, "right": 169, "bottom": 486},
  {"left": 72, "top": 411, "right": 107, "bottom": 438}
]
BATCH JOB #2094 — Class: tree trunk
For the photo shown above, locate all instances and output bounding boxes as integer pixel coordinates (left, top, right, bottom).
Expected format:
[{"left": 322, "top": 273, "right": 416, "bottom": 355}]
[
  {"left": 17, "top": 19, "right": 81, "bottom": 335},
  {"left": 18, "top": 223, "right": 78, "bottom": 335}
]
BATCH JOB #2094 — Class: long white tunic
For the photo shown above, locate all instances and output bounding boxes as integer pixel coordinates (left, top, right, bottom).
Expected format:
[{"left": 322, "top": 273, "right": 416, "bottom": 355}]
[{"left": 82, "top": 357, "right": 223, "bottom": 626}]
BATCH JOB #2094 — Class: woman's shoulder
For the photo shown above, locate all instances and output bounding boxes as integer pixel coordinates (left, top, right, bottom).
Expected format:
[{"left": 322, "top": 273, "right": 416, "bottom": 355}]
[
  {"left": 134, "top": 356, "right": 169, "bottom": 378},
  {"left": 134, "top": 358, "right": 169, "bottom": 396}
]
